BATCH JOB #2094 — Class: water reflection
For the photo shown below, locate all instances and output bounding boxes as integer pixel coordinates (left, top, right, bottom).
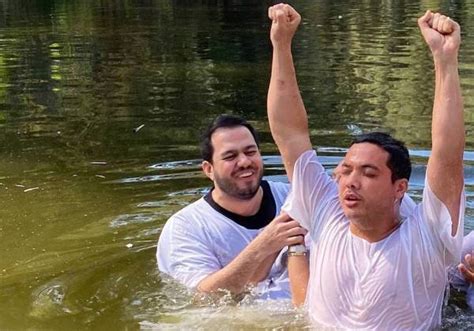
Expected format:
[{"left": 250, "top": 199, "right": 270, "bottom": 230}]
[
  {"left": 1, "top": 149, "right": 474, "bottom": 329},
  {"left": 1, "top": 0, "right": 474, "bottom": 329}
]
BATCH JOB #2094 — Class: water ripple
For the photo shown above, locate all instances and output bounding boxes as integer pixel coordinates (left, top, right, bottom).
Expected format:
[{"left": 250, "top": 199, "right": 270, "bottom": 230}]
[
  {"left": 112, "top": 171, "right": 203, "bottom": 184},
  {"left": 148, "top": 160, "right": 201, "bottom": 170},
  {"left": 110, "top": 213, "right": 160, "bottom": 228}
]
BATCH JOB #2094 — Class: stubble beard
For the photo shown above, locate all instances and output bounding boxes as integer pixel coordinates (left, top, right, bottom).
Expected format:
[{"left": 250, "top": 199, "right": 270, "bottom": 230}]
[{"left": 214, "top": 167, "right": 264, "bottom": 200}]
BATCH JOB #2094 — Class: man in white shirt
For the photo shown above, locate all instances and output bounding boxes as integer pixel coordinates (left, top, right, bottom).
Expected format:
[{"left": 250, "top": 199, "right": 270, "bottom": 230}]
[
  {"left": 157, "top": 115, "right": 306, "bottom": 299},
  {"left": 267, "top": 4, "right": 465, "bottom": 329}
]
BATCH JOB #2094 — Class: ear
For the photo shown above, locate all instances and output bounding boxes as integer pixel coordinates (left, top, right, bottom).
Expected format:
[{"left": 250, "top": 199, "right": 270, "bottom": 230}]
[
  {"left": 394, "top": 178, "right": 408, "bottom": 200},
  {"left": 202, "top": 161, "right": 214, "bottom": 181}
]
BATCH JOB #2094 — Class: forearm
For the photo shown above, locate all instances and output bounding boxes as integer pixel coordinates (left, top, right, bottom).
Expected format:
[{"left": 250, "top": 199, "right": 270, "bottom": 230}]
[
  {"left": 428, "top": 57, "right": 464, "bottom": 228},
  {"left": 288, "top": 254, "right": 309, "bottom": 306},
  {"left": 198, "top": 212, "right": 306, "bottom": 293},
  {"left": 431, "top": 58, "right": 464, "bottom": 160},
  {"left": 249, "top": 251, "right": 279, "bottom": 283},
  {"left": 268, "top": 44, "right": 308, "bottom": 141},
  {"left": 418, "top": 12, "right": 465, "bottom": 234},
  {"left": 267, "top": 44, "right": 312, "bottom": 179},
  {"left": 197, "top": 240, "right": 270, "bottom": 294}
]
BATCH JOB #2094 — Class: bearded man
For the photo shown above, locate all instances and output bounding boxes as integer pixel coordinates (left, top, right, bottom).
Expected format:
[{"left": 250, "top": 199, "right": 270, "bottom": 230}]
[{"left": 157, "top": 115, "right": 306, "bottom": 298}]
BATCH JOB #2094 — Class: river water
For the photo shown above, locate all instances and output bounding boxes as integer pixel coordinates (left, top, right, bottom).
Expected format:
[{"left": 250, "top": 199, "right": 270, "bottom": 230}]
[{"left": 0, "top": 0, "right": 473, "bottom": 329}]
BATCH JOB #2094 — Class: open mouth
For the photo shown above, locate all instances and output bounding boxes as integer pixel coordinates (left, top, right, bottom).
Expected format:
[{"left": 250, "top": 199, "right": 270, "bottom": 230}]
[
  {"left": 343, "top": 192, "right": 361, "bottom": 206},
  {"left": 238, "top": 171, "right": 254, "bottom": 178},
  {"left": 345, "top": 194, "right": 359, "bottom": 201},
  {"left": 233, "top": 169, "right": 256, "bottom": 179}
]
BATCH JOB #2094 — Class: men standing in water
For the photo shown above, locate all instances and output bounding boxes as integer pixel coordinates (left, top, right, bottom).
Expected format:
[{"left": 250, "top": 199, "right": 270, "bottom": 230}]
[
  {"left": 268, "top": 4, "right": 465, "bottom": 329},
  {"left": 157, "top": 115, "right": 417, "bottom": 301},
  {"left": 157, "top": 115, "right": 306, "bottom": 299}
]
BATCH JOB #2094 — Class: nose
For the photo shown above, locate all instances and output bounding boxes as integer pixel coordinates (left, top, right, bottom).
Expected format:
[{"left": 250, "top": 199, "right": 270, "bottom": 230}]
[
  {"left": 345, "top": 172, "right": 360, "bottom": 190},
  {"left": 237, "top": 153, "right": 252, "bottom": 168}
]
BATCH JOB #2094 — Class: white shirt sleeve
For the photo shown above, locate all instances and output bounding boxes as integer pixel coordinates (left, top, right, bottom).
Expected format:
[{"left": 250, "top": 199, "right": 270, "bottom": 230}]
[
  {"left": 157, "top": 215, "right": 221, "bottom": 288},
  {"left": 420, "top": 177, "right": 465, "bottom": 266},
  {"left": 282, "top": 150, "right": 338, "bottom": 235},
  {"left": 400, "top": 193, "right": 417, "bottom": 218}
]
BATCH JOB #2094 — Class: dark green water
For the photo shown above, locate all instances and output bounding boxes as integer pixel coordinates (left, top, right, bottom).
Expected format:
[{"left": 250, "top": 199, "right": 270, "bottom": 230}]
[{"left": 0, "top": 0, "right": 473, "bottom": 329}]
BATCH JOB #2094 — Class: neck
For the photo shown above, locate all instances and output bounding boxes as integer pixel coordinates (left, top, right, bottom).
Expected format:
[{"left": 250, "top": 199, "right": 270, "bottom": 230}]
[
  {"left": 349, "top": 215, "right": 401, "bottom": 243},
  {"left": 212, "top": 187, "right": 263, "bottom": 216}
]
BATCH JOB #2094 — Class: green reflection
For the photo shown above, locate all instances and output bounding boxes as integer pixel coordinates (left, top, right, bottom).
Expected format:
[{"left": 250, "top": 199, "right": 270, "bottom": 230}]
[{"left": 0, "top": 0, "right": 473, "bottom": 329}]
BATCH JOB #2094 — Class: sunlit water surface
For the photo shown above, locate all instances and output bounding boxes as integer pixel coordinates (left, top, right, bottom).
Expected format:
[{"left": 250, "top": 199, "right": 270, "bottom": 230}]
[{"left": 0, "top": 0, "right": 474, "bottom": 329}]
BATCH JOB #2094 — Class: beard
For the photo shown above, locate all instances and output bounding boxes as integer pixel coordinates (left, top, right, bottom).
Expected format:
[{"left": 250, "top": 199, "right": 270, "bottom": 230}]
[{"left": 214, "top": 167, "right": 264, "bottom": 200}]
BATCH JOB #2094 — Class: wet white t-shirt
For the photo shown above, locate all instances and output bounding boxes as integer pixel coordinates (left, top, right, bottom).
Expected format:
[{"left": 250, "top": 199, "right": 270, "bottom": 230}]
[
  {"left": 283, "top": 150, "right": 464, "bottom": 330},
  {"left": 157, "top": 181, "right": 291, "bottom": 299}
]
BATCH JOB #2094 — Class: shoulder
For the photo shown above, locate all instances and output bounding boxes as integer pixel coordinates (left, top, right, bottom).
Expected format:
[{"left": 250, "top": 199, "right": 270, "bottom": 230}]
[
  {"left": 296, "top": 149, "right": 318, "bottom": 166},
  {"left": 292, "top": 149, "right": 327, "bottom": 180},
  {"left": 267, "top": 180, "right": 290, "bottom": 193},
  {"left": 171, "top": 197, "right": 209, "bottom": 218},
  {"left": 161, "top": 197, "right": 213, "bottom": 233}
]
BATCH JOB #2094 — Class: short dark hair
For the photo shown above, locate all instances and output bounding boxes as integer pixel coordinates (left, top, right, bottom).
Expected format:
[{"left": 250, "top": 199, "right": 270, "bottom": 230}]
[
  {"left": 200, "top": 115, "right": 260, "bottom": 163},
  {"left": 350, "top": 132, "right": 411, "bottom": 182}
]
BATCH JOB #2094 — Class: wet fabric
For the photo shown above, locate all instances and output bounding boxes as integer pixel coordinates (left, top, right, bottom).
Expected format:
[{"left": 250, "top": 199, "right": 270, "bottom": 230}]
[
  {"left": 157, "top": 181, "right": 291, "bottom": 299},
  {"left": 283, "top": 150, "right": 465, "bottom": 330}
]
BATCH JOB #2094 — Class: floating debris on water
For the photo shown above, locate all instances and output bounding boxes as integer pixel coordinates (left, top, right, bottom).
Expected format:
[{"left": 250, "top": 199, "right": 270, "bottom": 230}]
[
  {"left": 24, "top": 187, "right": 40, "bottom": 193},
  {"left": 15, "top": 184, "right": 26, "bottom": 188},
  {"left": 126, "top": 243, "right": 134, "bottom": 248},
  {"left": 346, "top": 124, "right": 363, "bottom": 135},
  {"left": 133, "top": 124, "right": 145, "bottom": 133},
  {"left": 95, "top": 175, "right": 106, "bottom": 179},
  {"left": 90, "top": 161, "right": 107, "bottom": 165}
]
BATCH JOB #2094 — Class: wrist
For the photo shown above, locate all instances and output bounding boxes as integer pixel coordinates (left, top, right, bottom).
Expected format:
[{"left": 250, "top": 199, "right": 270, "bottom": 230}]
[
  {"left": 271, "top": 41, "right": 292, "bottom": 52},
  {"left": 288, "top": 244, "right": 307, "bottom": 257},
  {"left": 433, "top": 56, "right": 459, "bottom": 70}
]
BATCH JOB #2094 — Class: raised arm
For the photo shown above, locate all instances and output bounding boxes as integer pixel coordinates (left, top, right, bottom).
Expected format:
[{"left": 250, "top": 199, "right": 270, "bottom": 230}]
[
  {"left": 418, "top": 11, "right": 464, "bottom": 235},
  {"left": 267, "top": 4, "right": 312, "bottom": 182}
]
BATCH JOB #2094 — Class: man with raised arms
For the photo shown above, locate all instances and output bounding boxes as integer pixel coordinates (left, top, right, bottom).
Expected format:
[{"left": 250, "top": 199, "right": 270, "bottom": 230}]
[
  {"left": 268, "top": 4, "right": 465, "bottom": 329},
  {"left": 157, "top": 115, "right": 306, "bottom": 299}
]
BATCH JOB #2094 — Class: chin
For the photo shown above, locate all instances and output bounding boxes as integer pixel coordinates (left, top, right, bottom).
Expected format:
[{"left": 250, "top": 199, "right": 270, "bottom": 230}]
[
  {"left": 342, "top": 208, "right": 362, "bottom": 222},
  {"left": 235, "top": 190, "right": 258, "bottom": 200}
]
